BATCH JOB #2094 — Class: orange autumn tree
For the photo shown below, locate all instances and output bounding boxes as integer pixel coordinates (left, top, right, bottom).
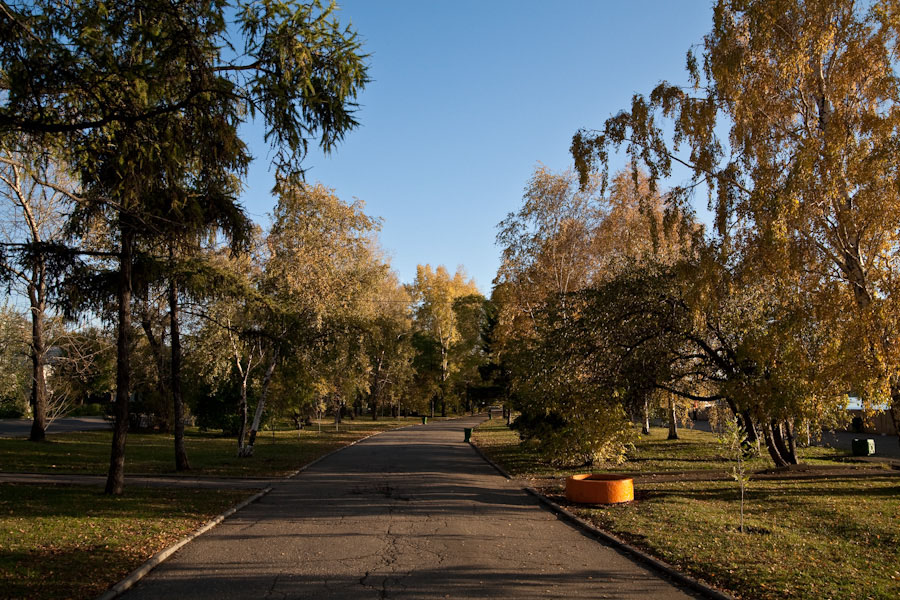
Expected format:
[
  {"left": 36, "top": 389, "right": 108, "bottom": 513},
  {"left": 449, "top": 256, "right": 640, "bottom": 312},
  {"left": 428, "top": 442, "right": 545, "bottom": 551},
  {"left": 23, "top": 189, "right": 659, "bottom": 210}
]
[{"left": 573, "top": 0, "right": 900, "bottom": 445}]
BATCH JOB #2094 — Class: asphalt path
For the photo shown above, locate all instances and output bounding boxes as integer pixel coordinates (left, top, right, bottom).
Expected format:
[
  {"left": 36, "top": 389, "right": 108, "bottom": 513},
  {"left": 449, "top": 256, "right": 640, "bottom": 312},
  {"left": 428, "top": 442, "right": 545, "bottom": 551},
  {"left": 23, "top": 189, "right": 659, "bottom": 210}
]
[
  {"left": 124, "top": 416, "right": 697, "bottom": 600},
  {"left": 0, "top": 416, "right": 111, "bottom": 438}
]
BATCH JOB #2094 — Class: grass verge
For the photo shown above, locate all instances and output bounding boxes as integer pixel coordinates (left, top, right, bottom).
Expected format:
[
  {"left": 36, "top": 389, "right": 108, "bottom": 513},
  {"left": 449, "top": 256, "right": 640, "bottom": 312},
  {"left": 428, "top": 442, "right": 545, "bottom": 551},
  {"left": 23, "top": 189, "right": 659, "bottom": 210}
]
[
  {"left": 0, "top": 417, "right": 418, "bottom": 598},
  {"left": 473, "top": 419, "right": 900, "bottom": 600},
  {"left": 0, "top": 418, "right": 418, "bottom": 478},
  {"left": 0, "top": 484, "right": 252, "bottom": 599}
]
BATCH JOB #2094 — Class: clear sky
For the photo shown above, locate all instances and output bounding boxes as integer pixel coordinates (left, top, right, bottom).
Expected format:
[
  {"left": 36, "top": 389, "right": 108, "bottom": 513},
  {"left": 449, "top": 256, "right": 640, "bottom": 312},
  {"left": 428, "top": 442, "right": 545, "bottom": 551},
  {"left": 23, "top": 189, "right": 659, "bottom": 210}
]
[{"left": 239, "top": 0, "right": 716, "bottom": 294}]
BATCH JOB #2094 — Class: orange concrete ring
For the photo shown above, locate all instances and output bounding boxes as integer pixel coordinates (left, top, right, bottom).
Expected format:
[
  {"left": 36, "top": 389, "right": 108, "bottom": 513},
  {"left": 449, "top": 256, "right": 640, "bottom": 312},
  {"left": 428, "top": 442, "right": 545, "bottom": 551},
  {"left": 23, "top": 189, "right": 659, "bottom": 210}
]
[{"left": 565, "top": 474, "right": 634, "bottom": 504}]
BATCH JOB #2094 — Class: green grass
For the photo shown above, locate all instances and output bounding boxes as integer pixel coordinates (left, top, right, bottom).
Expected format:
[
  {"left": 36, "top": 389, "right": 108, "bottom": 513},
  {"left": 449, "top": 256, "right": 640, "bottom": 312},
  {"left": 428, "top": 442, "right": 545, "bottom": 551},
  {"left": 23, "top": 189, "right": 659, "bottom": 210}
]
[
  {"left": 0, "top": 418, "right": 418, "bottom": 478},
  {"left": 0, "top": 484, "right": 251, "bottom": 599},
  {"left": 472, "top": 419, "right": 853, "bottom": 479},
  {"left": 582, "top": 477, "right": 900, "bottom": 600},
  {"left": 473, "top": 419, "right": 900, "bottom": 599},
  {"left": 606, "top": 426, "right": 849, "bottom": 473},
  {"left": 0, "top": 417, "right": 419, "bottom": 599}
]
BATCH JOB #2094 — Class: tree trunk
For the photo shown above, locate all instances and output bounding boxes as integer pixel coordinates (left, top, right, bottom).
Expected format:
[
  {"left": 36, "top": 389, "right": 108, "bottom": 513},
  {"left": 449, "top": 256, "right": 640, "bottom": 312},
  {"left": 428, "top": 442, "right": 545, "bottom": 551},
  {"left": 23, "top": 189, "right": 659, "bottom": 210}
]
[
  {"left": 333, "top": 398, "right": 343, "bottom": 425},
  {"left": 236, "top": 374, "right": 249, "bottom": 456},
  {"left": 786, "top": 419, "right": 798, "bottom": 459},
  {"left": 140, "top": 305, "right": 171, "bottom": 433},
  {"left": 641, "top": 398, "right": 650, "bottom": 435},
  {"left": 667, "top": 394, "right": 678, "bottom": 440},
  {"left": 771, "top": 420, "right": 798, "bottom": 464},
  {"left": 105, "top": 227, "right": 133, "bottom": 495},
  {"left": 244, "top": 347, "right": 279, "bottom": 457},
  {"left": 27, "top": 281, "right": 47, "bottom": 442},
  {"left": 440, "top": 350, "right": 448, "bottom": 417},
  {"left": 762, "top": 421, "right": 789, "bottom": 467},
  {"left": 735, "top": 409, "right": 759, "bottom": 455},
  {"left": 169, "top": 276, "right": 189, "bottom": 471},
  {"left": 740, "top": 410, "right": 758, "bottom": 444}
]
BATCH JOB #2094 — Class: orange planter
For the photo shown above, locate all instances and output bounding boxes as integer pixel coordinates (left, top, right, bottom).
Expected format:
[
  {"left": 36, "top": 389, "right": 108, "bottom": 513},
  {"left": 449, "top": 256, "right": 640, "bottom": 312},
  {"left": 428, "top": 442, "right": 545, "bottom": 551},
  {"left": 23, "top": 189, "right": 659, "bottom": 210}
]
[{"left": 565, "top": 474, "right": 634, "bottom": 504}]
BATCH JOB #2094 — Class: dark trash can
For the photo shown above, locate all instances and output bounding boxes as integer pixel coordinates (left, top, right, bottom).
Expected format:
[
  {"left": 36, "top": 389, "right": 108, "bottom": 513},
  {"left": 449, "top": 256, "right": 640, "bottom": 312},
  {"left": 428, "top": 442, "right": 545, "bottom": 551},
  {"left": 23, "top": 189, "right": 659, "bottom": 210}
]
[
  {"left": 464, "top": 427, "right": 473, "bottom": 442},
  {"left": 852, "top": 438, "right": 875, "bottom": 456}
]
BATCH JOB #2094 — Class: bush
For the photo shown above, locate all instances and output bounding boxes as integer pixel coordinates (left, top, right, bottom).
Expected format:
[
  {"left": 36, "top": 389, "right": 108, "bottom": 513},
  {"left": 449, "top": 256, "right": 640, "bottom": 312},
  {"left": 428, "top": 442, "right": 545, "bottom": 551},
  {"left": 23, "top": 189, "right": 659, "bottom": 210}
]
[{"left": 0, "top": 402, "right": 25, "bottom": 418}]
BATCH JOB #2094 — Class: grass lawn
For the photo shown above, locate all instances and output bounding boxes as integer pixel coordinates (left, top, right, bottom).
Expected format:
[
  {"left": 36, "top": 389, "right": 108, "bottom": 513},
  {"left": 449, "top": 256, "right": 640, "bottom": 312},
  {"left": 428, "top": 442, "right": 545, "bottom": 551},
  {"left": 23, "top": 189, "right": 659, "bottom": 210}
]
[
  {"left": 0, "top": 484, "right": 252, "bottom": 599},
  {"left": 473, "top": 419, "right": 854, "bottom": 479},
  {"left": 473, "top": 419, "right": 900, "bottom": 600},
  {"left": 0, "top": 417, "right": 418, "bottom": 478},
  {"left": 0, "top": 417, "right": 419, "bottom": 598}
]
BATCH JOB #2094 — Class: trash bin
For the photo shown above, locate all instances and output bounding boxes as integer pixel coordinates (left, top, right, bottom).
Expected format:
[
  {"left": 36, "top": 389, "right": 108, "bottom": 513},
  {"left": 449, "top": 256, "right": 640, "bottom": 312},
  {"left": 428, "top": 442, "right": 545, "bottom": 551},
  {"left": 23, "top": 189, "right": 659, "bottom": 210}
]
[
  {"left": 464, "top": 427, "right": 472, "bottom": 442},
  {"left": 421, "top": 416, "right": 428, "bottom": 425},
  {"left": 852, "top": 438, "right": 875, "bottom": 456}
]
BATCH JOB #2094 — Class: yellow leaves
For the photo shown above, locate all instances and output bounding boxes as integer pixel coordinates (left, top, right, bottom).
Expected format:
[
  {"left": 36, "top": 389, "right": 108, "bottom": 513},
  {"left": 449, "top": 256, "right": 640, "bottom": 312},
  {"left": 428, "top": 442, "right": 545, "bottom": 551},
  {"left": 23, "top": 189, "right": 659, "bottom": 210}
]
[{"left": 411, "top": 263, "right": 480, "bottom": 349}]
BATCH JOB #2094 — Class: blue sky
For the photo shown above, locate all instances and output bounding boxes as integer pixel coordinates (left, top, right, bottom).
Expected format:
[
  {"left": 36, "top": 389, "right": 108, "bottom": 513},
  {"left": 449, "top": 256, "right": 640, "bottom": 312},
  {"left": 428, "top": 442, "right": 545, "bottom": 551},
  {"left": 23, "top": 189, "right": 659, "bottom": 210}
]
[{"left": 239, "top": 1, "right": 716, "bottom": 294}]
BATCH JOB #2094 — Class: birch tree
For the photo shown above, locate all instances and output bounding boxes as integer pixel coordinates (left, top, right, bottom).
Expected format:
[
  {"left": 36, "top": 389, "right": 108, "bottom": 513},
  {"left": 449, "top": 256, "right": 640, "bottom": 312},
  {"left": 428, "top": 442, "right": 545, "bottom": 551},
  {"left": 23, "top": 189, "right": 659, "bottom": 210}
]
[
  {"left": 236, "top": 179, "right": 383, "bottom": 452},
  {"left": 410, "top": 265, "right": 481, "bottom": 417},
  {"left": 0, "top": 140, "right": 78, "bottom": 441},
  {"left": 572, "top": 0, "right": 900, "bottom": 444}
]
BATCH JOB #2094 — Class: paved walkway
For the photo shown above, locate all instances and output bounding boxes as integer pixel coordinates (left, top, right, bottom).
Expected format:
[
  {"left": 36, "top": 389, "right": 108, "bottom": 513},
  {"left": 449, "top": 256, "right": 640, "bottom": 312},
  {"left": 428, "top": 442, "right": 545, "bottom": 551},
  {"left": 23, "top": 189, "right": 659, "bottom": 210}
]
[
  {"left": 123, "top": 417, "right": 698, "bottom": 599},
  {"left": 0, "top": 416, "right": 111, "bottom": 438}
]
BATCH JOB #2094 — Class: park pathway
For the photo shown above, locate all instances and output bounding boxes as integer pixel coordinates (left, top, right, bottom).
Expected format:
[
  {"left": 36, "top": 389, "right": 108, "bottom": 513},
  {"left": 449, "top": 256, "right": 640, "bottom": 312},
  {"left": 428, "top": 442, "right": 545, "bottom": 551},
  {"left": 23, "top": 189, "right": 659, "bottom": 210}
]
[{"left": 123, "top": 416, "right": 698, "bottom": 599}]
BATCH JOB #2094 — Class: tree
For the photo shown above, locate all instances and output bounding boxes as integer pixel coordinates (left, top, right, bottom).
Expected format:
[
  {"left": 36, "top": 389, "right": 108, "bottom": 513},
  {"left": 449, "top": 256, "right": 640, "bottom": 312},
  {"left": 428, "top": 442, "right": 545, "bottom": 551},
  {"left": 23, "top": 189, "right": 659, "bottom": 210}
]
[
  {"left": 363, "top": 273, "right": 414, "bottom": 420},
  {"left": 184, "top": 243, "right": 267, "bottom": 455},
  {"left": 448, "top": 294, "right": 489, "bottom": 414},
  {"left": 494, "top": 164, "right": 696, "bottom": 454},
  {"left": 0, "top": 140, "right": 78, "bottom": 440},
  {"left": 242, "top": 179, "right": 383, "bottom": 450},
  {"left": 410, "top": 264, "right": 482, "bottom": 417},
  {"left": 573, "top": 0, "right": 900, "bottom": 444},
  {"left": 0, "top": 305, "right": 30, "bottom": 418},
  {"left": 495, "top": 166, "right": 602, "bottom": 329},
  {"left": 505, "top": 289, "right": 635, "bottom": 466},
  {"left": 0, "top": 0, "right": 369, "bottom": 493}
]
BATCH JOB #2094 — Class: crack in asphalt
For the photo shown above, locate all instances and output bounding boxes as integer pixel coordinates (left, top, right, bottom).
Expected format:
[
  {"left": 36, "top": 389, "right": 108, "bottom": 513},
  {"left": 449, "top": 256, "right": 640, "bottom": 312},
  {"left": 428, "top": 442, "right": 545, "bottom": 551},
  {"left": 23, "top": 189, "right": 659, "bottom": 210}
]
[{"left": 118, "top": 418, "right": 699, "bottom": 600}]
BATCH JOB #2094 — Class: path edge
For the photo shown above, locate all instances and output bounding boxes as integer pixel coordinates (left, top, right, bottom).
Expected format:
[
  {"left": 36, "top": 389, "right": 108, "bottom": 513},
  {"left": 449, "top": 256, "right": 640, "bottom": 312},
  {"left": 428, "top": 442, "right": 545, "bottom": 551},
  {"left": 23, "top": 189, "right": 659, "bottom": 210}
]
[
  {"left": 95, "top": 423, "right": 408, "bottom": 599},
  {"left": 468, "top": 439, "right": 734, "bottom": 600},
  {"left": 95, "top": 486, "right": 273, "bottom": 600}
]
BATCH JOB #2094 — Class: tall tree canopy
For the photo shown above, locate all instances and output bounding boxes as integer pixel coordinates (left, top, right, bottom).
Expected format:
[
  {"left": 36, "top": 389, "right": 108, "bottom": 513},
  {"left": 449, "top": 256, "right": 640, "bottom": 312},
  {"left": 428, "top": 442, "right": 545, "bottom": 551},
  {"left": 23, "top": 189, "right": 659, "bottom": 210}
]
[
  {"left": 493, "top": 164, "right": 696, "bottom": 464},
  {"left": 410, "top": 264, "right": 482, "bottom": 417},
  {"left": 573, "top": 0, "right": 900, "bottom": 442},
  {"left": 0, "top": 0, "right": 369, "bottom": 493}
]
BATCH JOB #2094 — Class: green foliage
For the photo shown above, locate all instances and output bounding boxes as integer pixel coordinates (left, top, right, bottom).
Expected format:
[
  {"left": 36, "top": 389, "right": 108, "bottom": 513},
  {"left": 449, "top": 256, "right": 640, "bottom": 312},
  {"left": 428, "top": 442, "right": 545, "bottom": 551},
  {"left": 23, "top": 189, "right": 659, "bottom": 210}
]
[
  {"left": 47, "top": 326, "right": 116, "bottom": 406},
  {"left": 505, "top": 296, "right": 636, "bottom": 466},
  {"left": 64, "top": 402, "right": 106, "bottom": 417},
  {"left": 410, "top": 264, "right": 484, "bottom": 414},
  {"left": 1, "top": 0, "right": 370, "bottom": 485},
  {"left": 0, "top": 306, "right": 30, "bottom": 416},
  {"left": 572, "top": 0, "right": 900, "bottom": 440}
]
